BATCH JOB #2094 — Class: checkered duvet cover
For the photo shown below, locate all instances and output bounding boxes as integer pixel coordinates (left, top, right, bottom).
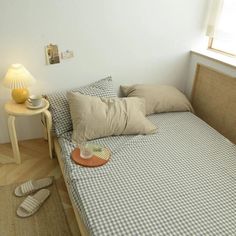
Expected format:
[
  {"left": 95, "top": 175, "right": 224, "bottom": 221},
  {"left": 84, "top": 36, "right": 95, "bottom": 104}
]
[{"left": 58, "top": 112, "right": 236, "bottom": 236}]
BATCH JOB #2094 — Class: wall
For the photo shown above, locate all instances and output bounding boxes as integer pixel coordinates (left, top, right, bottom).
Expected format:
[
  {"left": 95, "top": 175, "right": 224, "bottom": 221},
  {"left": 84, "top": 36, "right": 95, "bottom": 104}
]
[{"left": 0, "top": 0, "right": 208, "bottom": 143}]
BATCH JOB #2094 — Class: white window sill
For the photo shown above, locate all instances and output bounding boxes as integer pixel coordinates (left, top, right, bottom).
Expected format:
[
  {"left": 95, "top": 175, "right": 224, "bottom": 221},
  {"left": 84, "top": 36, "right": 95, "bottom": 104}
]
[{"left": 191, "top": 48, "right": 236, "bottom": 69}]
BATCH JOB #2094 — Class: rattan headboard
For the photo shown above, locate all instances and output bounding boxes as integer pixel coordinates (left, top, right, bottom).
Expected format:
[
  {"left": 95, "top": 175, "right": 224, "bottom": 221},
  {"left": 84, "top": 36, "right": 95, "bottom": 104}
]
[{"left": 191, "top": 64, "right": 236, "bottom": 144}]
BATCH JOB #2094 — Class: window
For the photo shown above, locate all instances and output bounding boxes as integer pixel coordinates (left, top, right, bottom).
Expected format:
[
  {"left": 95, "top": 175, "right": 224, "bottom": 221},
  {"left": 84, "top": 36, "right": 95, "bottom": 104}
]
[{"left": 207, "top": 0, "right": 236, "bottom": 56}]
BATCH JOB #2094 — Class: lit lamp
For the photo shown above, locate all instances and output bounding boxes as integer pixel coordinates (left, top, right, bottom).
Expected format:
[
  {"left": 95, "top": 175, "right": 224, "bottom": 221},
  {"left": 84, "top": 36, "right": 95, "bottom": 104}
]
[{"left": 3, "top": 64, "right": 36, "bottom": 104}]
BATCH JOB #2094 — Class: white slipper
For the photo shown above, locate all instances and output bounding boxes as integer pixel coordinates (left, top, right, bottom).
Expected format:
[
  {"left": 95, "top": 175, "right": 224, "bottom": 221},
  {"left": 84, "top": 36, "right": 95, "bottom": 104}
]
[
  {"left": 14, "top": 177, "right": 53, "bottom": 197},
  {"left": 17, "top": 189, "right": 50, "bottom": 218}
]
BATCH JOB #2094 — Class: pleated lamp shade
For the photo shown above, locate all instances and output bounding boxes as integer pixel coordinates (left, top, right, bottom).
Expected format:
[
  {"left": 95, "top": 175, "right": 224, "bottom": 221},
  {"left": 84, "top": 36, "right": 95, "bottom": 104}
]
[{"left": 3, "top": 64, "right": 36, "bottom": 89}]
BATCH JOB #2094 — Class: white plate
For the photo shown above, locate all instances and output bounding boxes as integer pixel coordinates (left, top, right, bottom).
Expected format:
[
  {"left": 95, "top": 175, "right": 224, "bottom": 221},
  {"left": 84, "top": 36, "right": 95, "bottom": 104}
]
[{"left": 26, "top": 100, "right": 46, "bottom": 110}]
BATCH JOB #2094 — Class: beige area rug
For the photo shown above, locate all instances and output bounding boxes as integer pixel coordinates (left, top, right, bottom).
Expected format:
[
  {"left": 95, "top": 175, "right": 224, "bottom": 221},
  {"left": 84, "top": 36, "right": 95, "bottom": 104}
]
[{"left": 0, "top": 178, "right": 72, "bottom": 236}]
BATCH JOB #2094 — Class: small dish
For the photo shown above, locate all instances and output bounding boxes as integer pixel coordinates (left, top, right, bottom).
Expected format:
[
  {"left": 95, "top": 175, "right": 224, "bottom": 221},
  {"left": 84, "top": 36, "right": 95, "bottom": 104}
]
[{"left": 26, "top": 100, "right": 46, "bottom": 110}]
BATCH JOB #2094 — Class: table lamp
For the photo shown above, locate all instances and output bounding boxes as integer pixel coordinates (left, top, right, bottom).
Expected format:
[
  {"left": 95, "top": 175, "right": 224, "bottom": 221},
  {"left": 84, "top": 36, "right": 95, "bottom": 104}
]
[{"left": 2, "top": 64, "right": 36, "bottom": 104}]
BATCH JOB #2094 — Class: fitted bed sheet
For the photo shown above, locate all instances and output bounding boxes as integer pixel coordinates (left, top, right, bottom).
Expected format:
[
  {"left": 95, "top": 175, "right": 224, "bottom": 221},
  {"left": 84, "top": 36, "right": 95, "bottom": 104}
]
[{"left": 58, "top": 112, "right": 236, "bottom": 236}]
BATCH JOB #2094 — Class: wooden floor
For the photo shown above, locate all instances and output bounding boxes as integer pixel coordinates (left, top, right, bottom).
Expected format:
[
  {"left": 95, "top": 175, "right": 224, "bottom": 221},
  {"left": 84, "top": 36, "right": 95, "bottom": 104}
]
[{"left": 0, "top": 138, "right": 80, "bottom": 236}]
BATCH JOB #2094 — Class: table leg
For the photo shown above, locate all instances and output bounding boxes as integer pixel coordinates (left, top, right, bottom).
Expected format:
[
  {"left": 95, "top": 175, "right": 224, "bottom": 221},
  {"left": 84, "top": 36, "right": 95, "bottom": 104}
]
[
  {"left": 43, "top": 110, "right": 53, "bottom": 159},
  {"left": 8, "top": 115, "right": 21, "bottom": 164}
]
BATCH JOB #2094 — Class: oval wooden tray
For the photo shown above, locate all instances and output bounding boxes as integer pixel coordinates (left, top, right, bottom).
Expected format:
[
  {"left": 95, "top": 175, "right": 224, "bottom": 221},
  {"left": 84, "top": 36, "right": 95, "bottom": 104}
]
[{"left": 71, "top": 147, "right": 111, "bottom": 168}]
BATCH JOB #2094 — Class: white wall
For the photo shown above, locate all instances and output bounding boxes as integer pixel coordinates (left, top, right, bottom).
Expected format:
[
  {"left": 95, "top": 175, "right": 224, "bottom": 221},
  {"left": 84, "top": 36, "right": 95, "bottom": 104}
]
[{"left": 0, "top": 0, "right": 208, "bottom": 143}]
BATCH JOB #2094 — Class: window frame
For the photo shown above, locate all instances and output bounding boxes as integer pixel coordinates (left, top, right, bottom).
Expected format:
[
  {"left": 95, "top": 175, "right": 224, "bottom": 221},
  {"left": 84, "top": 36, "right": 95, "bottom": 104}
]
[{"left": 208, "top": 37, "right": 236, "bottom": 57}]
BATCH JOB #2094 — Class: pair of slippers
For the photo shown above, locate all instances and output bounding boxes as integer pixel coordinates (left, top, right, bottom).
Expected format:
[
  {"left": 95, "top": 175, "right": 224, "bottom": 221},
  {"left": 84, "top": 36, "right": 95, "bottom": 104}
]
[{"left": 15, "top": 177, "right": 53, "bottom": 218}]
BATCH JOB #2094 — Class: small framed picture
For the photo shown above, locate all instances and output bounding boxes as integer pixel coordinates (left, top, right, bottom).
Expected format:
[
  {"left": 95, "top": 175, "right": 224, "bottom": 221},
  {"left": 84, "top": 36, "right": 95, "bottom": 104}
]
[{"left": 45, "top": 44, "right": 60, "bottom": 65}]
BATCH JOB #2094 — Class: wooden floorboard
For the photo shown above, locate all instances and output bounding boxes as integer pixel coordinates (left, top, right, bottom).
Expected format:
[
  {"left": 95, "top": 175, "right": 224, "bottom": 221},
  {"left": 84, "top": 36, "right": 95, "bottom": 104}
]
[{"left": 0, "top": 138, "right": 80, "bottom": 236}]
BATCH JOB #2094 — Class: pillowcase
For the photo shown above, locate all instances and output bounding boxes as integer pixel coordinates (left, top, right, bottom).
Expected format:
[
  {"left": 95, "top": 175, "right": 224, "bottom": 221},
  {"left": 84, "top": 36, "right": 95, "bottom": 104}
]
[
  {"left": 67, "top": 92, "right": 157, "bottom": 143},
  {"left": 120, "top": 84, "right": 193, "bottom": 115},
  {"left": 45, "top": 77, "right": 117, "bottom": 137}
]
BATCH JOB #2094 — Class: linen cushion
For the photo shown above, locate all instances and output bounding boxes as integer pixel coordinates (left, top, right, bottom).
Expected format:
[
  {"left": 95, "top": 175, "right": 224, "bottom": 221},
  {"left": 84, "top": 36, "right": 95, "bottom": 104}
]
[
  {"left": 67, "top": 92, "right": 157, "bottom": 143},
  {"left": 46, "top": 77, "right": 117, "bottom": 137},
  {"left": 120, "top": 84, "right": 193, "bottom": 115}
]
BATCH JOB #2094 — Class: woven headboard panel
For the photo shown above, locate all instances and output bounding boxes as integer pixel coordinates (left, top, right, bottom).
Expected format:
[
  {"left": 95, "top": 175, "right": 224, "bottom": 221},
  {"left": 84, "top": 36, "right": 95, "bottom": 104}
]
[{"left": 191, "top": 64, "right": 236, "bottom": 144}]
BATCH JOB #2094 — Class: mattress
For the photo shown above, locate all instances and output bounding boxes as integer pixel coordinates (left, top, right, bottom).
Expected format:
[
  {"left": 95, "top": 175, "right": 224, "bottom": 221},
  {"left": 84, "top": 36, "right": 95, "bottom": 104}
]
[{"left": 58, "top": 112, "right": 236, "bottom": 235}]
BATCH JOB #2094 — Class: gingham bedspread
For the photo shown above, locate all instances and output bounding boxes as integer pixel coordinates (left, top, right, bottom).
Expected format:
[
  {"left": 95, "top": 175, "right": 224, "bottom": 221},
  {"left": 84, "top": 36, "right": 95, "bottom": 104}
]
[{"left": 58, "top": 112, "right": 236, "bottom": 236}]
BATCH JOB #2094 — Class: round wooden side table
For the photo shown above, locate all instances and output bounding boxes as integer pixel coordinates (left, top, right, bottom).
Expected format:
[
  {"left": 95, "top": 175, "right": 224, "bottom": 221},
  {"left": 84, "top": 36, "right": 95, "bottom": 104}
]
[{"left": 4, "top": 98, "right": 52, "bottom": 164}]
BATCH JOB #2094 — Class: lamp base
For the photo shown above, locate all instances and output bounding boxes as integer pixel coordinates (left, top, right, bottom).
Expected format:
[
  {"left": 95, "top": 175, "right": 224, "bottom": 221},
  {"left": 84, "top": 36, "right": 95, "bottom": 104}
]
[{"left": 12, "top": 88, "right": 29, "bottom": 104}]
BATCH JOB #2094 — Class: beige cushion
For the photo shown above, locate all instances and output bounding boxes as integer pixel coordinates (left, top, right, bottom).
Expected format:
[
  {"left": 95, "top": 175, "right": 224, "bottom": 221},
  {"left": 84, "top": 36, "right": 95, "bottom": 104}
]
[
  {"left": 120, "top": 84, "right": 193, "bottom": 115},
  {"left": 67, "top": 92, "right": 157, "bottom": 143}
]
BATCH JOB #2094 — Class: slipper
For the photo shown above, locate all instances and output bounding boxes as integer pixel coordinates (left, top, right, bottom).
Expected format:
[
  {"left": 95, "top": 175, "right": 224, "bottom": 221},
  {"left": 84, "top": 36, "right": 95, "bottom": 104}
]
[
  {"left": 14, "top": 177, "right": 53, "bottom": 197},
  {"left": 17, "top": 189, "right": 50, "bottom": 218}
]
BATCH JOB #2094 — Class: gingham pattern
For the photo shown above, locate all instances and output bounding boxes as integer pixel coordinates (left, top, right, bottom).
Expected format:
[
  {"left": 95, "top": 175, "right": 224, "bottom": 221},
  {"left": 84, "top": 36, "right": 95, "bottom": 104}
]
[
  {"left": 45, "top": 77, "right": 117, "bottom": 137},
  {"left": 58, "top": 112, "right": 236, "bottom": 236}
]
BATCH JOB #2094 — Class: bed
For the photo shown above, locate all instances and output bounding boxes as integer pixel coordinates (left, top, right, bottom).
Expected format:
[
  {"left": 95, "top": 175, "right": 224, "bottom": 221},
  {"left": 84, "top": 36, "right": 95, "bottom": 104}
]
[{"left": 52, "top": 111, "right": 236, "bottom": 235}]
